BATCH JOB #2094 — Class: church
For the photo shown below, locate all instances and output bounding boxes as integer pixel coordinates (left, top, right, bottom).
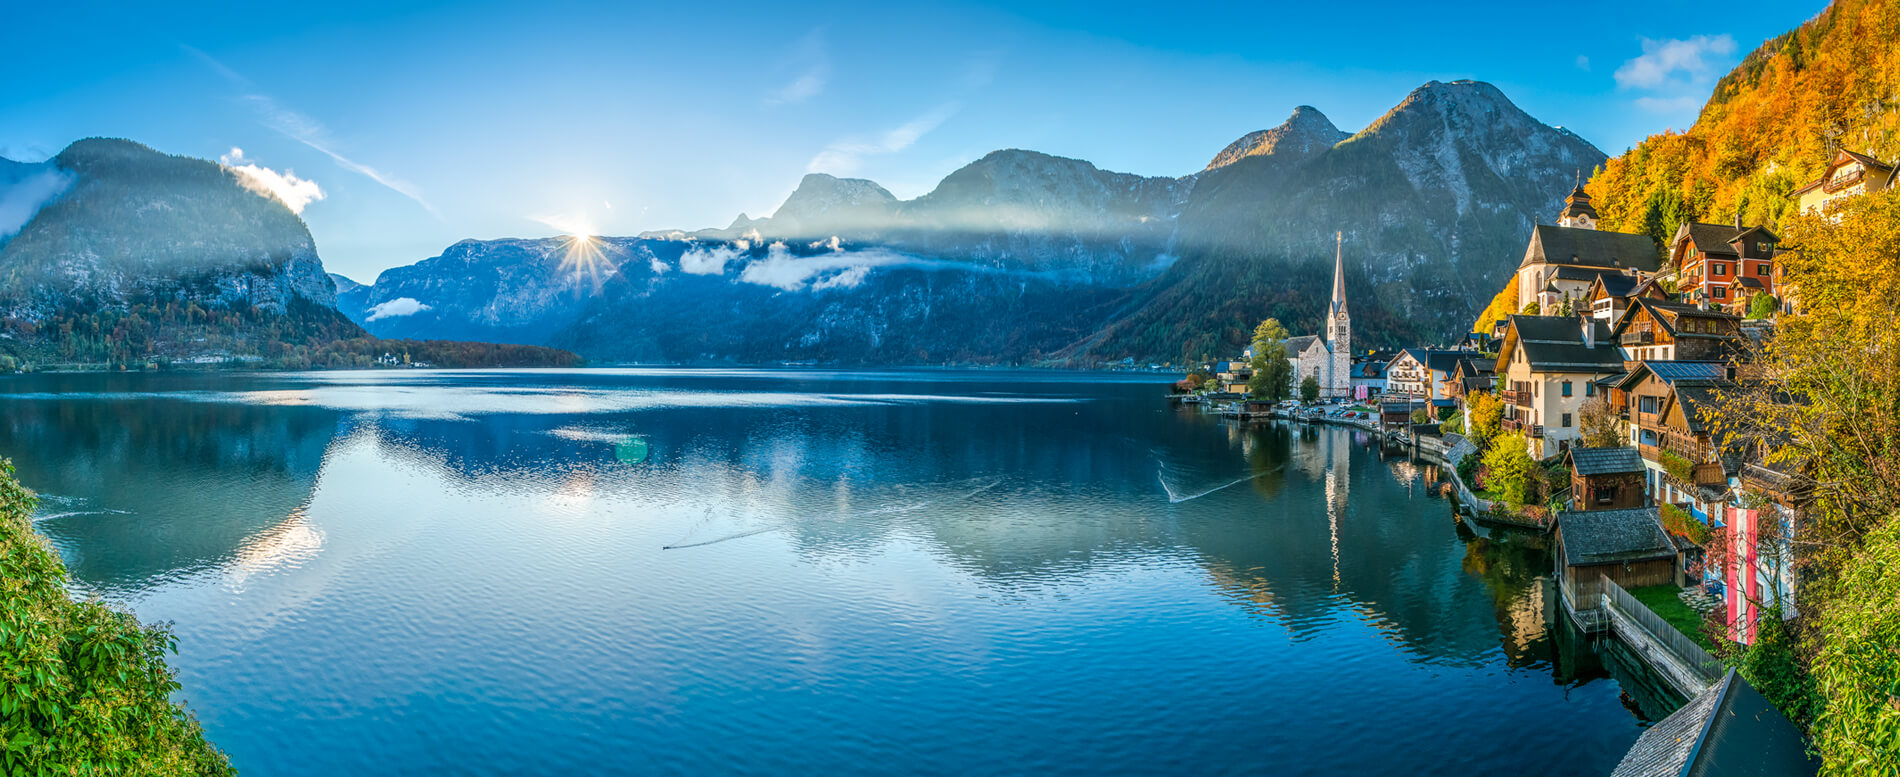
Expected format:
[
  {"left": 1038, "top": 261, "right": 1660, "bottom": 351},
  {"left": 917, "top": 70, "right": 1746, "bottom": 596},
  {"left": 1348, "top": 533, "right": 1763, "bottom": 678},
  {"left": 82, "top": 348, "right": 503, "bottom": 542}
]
[{"left": 1285, "top": 233, "right": 1353, "bottom": 399}]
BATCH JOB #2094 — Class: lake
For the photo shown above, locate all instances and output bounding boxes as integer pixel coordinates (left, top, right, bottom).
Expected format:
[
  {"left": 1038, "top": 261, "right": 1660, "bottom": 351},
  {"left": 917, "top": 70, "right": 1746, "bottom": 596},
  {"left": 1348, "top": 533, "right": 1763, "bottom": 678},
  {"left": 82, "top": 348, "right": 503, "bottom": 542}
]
[{"left": 2, "top": 369, "right": 1664, "bottom": 776}]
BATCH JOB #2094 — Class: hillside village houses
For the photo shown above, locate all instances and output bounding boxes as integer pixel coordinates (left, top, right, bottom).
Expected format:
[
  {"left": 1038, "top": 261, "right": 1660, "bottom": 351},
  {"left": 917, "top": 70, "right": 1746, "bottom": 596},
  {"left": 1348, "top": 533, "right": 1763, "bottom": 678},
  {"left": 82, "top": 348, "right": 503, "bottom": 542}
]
[{"left": 1188, "top": 146, "right": 1884, "bottom": 652}]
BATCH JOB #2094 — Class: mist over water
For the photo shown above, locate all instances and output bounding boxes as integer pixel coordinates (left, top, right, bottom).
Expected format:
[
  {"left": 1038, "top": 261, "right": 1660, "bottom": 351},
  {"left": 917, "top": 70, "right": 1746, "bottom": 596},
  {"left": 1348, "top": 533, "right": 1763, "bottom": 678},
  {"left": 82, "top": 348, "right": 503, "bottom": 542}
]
[{"left": 0, "top": 369, "right": 1659, "bottom": 776}]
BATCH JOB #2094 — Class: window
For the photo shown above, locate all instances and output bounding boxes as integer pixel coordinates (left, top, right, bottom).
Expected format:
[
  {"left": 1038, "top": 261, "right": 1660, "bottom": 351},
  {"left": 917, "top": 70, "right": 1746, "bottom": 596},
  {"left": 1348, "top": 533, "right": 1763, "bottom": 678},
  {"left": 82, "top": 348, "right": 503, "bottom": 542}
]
[
  {"left": 1757, "top": 264, "right": 1771, "bottom": 276},
  {"left": 1561, "top": 412, "right": 1573, "bottom": 428},
  {"left": 1562, "top": 381, "right": 1572, "bottom": 397},
  {"left": 1714, "top": 264, "right": 1728, "bottom": 276},
  {"left": 1640, "top": 395, "right": 1658, "bottom": 414},
  {"left": 1586, "top": 382, "right": 1596, "bottom": 397},
  {"left": 1714, "top": 287, "right": 1728, "bottom": 299}
]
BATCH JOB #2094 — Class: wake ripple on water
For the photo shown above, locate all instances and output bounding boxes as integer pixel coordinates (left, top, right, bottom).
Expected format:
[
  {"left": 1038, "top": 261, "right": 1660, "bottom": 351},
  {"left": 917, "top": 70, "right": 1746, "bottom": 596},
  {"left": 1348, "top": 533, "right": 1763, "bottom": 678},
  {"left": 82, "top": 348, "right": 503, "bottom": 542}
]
[
  {"left": 1155, "top": 464, "right": 1285, "bottom": 504},
  {"left": 662, "top": 477, "right": 1002, "bottom": 550}
]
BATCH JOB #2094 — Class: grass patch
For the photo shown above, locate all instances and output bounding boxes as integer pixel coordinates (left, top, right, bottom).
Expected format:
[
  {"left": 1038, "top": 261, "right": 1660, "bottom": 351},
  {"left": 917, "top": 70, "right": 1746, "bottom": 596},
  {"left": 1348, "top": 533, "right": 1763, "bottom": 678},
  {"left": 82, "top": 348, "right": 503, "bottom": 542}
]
[{"left": 1628, "top": 583, "right": 1718, "bottom": 652}]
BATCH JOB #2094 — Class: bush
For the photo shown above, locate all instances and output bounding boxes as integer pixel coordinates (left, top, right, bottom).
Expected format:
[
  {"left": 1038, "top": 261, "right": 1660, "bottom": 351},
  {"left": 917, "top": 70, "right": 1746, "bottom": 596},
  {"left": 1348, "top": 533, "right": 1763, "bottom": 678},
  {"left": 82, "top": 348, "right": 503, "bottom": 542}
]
[
  {"left": 0, "top": 459, "right": 234, "bottom": 775},
  {"left": 1660, "top": 450, "right": 1697, "bottom": 484},
  {"left": 1410, "top": 408, "right": 1430, "bottom": 424},
  {"left": 1457, "top": 453, "right": 1482, "bottom": 488},
  {"left": 1660, "top": 502, "right": 1712, "bottom": 545},
  {"left": 1480, "top": 432, "right": 1537, "bottom": 507}
]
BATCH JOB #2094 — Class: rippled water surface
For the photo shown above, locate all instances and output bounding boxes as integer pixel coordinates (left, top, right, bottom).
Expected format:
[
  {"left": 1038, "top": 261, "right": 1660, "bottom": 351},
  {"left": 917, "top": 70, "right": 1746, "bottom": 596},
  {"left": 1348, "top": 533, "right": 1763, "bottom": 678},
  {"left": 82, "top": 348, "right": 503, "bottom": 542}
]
[{"left": 3, "top": 369, "right": 1660, "bottom": 776}]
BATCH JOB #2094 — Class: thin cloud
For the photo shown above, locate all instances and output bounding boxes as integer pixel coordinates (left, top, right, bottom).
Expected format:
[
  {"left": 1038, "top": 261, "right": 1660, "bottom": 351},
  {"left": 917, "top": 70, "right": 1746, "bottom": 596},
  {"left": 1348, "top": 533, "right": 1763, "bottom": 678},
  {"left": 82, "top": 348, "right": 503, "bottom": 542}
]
[
  {"left": 808, "top": 103, "right": 961, "bottom": 176},
  {"left": 245, "top": 95, "right": 438, "bottom": 216},
  {"left": 183, "top": 44, "right": 437, "bottom": 216},
  {"left": 1614, "top": 35, "right": 1737, "bottom": 90},
  {"left": 766, "top": 30, "right": 828, "bottom": 105},
  {"left": 220, "top": 147, "right": 324, "bottom": 214},
  {"left": 365, "top": 297, "right": 431, "bottom": 321}
]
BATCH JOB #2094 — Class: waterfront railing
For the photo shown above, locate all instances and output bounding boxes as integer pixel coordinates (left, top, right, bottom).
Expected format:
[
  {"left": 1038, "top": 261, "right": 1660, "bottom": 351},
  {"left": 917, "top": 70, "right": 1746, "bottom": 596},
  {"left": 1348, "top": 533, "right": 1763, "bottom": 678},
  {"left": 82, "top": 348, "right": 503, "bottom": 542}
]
[{"left": 1599, "top": 576, "right": 1724, "bottom": 686}]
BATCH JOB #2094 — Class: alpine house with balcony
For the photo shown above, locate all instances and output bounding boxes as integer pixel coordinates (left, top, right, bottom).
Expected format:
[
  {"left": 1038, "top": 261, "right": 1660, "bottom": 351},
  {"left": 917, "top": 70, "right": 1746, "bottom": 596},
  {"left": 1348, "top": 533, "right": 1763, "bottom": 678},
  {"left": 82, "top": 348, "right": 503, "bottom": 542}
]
[{"left": 1493, "top": 314, "right": 1623, "bottom": 459}]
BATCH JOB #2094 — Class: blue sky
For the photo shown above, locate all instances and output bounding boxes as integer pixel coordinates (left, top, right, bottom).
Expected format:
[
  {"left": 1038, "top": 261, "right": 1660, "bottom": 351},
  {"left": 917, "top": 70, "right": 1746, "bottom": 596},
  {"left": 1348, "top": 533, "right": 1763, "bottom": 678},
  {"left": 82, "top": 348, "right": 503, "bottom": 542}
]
[{"left": 2, "top": 0, "right": 1825, "bottom": 281}]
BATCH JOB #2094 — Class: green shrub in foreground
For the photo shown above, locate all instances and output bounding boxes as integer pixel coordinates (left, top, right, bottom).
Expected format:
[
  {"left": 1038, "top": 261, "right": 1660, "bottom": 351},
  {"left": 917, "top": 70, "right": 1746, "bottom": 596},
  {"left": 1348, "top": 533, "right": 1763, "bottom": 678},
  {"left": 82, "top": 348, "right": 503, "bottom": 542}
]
[{"left": 0, "top": 459, "right": 234, "bottom": 776}]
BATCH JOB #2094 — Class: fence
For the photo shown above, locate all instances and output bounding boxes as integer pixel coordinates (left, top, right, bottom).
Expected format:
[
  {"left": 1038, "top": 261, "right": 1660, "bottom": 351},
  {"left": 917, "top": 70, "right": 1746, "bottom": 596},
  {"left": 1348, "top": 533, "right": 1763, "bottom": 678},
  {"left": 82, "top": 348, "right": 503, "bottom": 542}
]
[{"left": 1599, "top": 576, "right": 1725, "bottom": 686}]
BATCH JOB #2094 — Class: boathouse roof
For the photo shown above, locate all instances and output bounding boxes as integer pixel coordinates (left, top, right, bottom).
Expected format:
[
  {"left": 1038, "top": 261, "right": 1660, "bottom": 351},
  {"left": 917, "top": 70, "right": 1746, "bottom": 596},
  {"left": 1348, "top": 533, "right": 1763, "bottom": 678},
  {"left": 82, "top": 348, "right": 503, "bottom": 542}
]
[
  {"left": 1566, "top": 446, "right": 1644, "bottom": 477},
  {"left": 1557, "top": 507, "right": 1675, "bottom": 567},
  {"left": 1610, "top": 670, "right": 1818, "bottom": 777}
]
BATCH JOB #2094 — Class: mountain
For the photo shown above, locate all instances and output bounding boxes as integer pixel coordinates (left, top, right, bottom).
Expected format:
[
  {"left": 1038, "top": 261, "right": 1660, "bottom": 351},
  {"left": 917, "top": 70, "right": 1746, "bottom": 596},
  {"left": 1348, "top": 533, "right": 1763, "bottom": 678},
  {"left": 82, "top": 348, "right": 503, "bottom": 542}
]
[
  {"left": 345, "top": 79, "right": 1603, "bottom": 365},
  {"left": 0, "top": 139, "right": 579, "bottom": 369},
  {"left": 1203, "top": 106, "right": 1349, "bottom": 172}
]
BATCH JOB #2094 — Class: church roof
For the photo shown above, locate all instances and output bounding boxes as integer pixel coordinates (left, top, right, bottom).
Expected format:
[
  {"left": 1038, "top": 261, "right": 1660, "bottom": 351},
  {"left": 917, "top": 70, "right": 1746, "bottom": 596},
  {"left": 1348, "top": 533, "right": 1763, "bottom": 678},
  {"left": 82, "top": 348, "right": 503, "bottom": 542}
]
[
  {"left": 1519, "top": 225, "right": 1662, "bottom": 272},
  {"left": 1285, "top": 335, "right": 1323, "bottom": 354}
]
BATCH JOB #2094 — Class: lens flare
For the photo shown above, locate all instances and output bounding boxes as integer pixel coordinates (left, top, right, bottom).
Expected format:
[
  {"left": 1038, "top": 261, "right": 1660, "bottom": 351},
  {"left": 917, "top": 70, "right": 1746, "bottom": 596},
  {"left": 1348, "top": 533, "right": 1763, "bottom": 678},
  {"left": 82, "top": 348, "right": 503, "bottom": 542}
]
[{"left": 557, "top": 232, "right": 619, "bottom": 288}]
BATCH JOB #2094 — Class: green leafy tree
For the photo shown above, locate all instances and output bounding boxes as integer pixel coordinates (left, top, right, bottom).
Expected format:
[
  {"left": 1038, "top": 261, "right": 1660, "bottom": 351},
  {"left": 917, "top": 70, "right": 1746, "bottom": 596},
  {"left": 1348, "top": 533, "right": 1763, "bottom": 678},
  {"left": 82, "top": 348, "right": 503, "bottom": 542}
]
[
  {"left": 1299, "top": 375, "right": 1320, "bottom": 402},
  {"left": 1520, "top": 301, "right": 1541, "bottom": 315},
  {"left": 1480, "top": 432, "right": 1537, "bottom": 507},
  {"left": 1746, "top": 292, "right": 1779, "bottom": 320},
  {"left": 1246, "top": 318, "right": 1293, "bottom": 401}
]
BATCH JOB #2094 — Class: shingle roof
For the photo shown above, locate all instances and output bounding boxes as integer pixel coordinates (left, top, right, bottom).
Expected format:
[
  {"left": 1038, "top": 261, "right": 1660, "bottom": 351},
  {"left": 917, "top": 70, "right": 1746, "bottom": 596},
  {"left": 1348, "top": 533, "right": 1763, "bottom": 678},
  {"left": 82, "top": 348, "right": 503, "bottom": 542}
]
[
  {"left": 1503, "top": 315, "right": 1621, "bottom": 373},
  {"left": 1520, "top": 225, "right": 1663, "bottom": 271},
  {"left": 1568, "top": 446, "right": 1645, "bottom": 476},
  {"left": 1590, "top": 273, "right": 1641, "bottom": 299},
  {"left": 1611, "top": 671, "right": 1819, "bottom": 777},
  {"left": 1558, "top": 507, "right": 1676, "bottom": 566},
  {"left": 1425, "top": 350, "right": 1473, "bottom": 372},
  {"left": 1285, "top": 335, "right": 1320, "bottom": 354},
  {"left": 1553, "top": 265, "right": 1616, "bottom": 283},
  {"left": 1677, "top": 222, "right": 1745, "bottom": 257}
]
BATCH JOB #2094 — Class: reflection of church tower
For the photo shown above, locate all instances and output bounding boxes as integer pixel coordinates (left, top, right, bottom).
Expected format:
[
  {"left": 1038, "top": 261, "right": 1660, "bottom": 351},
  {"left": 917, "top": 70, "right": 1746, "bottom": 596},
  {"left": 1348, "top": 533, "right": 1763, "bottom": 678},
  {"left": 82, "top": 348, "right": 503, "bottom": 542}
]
[
  {"left": 1324, "top": 423, "right": 1351, "bottom": 589},
  {"left": 1327, "top": 232, "right": 1352, "bottom": 399}
]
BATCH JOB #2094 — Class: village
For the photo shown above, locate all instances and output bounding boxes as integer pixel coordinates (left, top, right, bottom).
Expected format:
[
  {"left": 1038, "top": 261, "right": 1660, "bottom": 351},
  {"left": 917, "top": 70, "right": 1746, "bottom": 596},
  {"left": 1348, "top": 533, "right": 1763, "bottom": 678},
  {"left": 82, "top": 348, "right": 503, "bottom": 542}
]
[{"left": 1167, "top": 148, "right": 1896, "bottom": 776}]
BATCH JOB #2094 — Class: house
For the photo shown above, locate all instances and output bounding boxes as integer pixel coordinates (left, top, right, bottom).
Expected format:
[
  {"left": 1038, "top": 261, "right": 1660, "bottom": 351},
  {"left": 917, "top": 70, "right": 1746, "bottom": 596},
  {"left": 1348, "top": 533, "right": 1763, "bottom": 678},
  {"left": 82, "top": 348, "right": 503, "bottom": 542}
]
[
  {"left": 1565, "top": 447, "right": 1647, "bottom": 511},
  {"left": 1610, "top": 297, "right": 1745, "bottom": 367},
  {"left": 1447, "top": 356, "right": 1496, "bottom": 434},
  {"left": 1214, "top": 359, "right": 1254, "bottom": 395},
  {"left": 1610, "top": 670, "right": 1818, "bottom": 777},
  {"left": 1792, "top": 148, "right": 1896, "bottom": 216},
  {"left": 1554, "top": 507, "right": 1682, "bottom": 602},
  {"left": 1513, "top": 188, "right": 1662, "bottom": 313},
  {"left": 1583, "top": 271, "right": 1662, "bottom": 323},
  {"left": 1668, "top": 220, "right": 1780, "bottom": 309},
  {"left": 1614, "top": 361, "right": 1738, "bottom": 522},
  {"left": 1349, "top": 359, "right": 1387, "bottom": 400},
  {"left": 1493, "top": 315, "right": 1624, "bottom": 459},
  {"left": 1385, "top": 349, "right": 1432, "bottom": 398}
]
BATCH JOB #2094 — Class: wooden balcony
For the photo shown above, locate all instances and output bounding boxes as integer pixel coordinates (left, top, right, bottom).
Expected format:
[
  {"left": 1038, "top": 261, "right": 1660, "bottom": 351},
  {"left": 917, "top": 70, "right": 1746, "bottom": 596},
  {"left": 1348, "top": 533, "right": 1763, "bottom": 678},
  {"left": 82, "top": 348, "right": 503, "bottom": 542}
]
[
  {"left": 1502, "top": 417, "right": 1544, "bottom": 438},
  {"left": 1501, "top": 389, "right": 1531, "bottom": 408},
  {"left": 1621, "top": 329, "right": 1657, "bottom": 346}
]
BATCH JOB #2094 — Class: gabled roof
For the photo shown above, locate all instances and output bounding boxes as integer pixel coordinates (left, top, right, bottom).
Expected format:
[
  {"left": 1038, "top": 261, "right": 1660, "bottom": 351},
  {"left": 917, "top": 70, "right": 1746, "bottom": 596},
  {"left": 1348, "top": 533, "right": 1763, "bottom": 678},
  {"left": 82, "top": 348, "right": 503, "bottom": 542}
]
[
  {"left": 1567, "top": 446, "right": 1645, "bottom": 476},
  {"left": 1611, "top": 670, "right": 1819, "bottom": 777},
  {"left": 1793, "top": 149, "right": 1895, "bottom": 195},
  {"left": 1425, "top": 350, "right": 1473, "bottom": 373},
  {"left": 1611, "top": 298, "right": 1744, "bottom": 342},
  {"left": 1395, "top": 348, "right": 1432, "bottom": 370},
  {"left": 1613, "top": 360, "right": 1731, "bottom": 392},
  {"left": 1557, "top": 507, "right": 1676, "bottom": 566},
  {"left": 1519, "top": 225, "right": 1663, "bottom": 271},
  {"left": 1552, "top": 265, "right": 1616, "bottom": 283},
  {"left": 1285, "top": 335, "right": 1322, "bottom": 355},
  {"left": 1732, "top": 224, "right": 1778, "bottom": 245},
  {"left": 1501, "top": 315, "right": 1621, "bottom": 373},
  {"left": 1674, "top": 222, "right": 1746, "bottom": 257},
  {"left": 1587, "top": 273, "right": 1642, "bottom": 301}
]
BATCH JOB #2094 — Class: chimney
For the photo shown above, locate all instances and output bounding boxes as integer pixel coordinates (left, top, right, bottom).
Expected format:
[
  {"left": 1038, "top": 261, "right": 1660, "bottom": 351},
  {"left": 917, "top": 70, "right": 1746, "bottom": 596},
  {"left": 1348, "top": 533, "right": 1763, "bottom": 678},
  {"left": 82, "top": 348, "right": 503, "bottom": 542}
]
[
  {"left": 1735, "top": 211, "right": 1743, "bottom": 230},
  {"left": 1582, "top": 318, "right": 1596, "bottom": 349}
]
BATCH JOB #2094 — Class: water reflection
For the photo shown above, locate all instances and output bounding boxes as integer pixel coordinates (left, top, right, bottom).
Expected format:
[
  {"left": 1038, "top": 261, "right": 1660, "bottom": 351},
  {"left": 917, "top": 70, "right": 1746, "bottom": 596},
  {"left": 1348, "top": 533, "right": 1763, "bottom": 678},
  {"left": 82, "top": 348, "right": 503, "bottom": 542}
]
[{"left": 0, "top": 370, "right": 1658, "bottom": 777}]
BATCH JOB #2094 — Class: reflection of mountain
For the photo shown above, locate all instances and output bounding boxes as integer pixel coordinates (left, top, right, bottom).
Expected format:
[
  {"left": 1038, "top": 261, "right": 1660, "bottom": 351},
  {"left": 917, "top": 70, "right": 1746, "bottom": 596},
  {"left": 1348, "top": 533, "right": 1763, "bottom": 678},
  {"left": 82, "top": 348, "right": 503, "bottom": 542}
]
[{"left": 0, "top": 392, "right": 343, "bottom": 591}]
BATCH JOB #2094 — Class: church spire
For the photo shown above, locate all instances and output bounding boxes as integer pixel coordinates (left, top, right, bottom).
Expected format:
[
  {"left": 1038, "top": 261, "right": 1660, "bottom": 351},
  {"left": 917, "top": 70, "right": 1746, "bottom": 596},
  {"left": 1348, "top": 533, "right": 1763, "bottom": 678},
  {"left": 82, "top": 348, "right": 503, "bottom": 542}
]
[{"left": 1330, "top": 231, "right": 1348, "bottom": 317}]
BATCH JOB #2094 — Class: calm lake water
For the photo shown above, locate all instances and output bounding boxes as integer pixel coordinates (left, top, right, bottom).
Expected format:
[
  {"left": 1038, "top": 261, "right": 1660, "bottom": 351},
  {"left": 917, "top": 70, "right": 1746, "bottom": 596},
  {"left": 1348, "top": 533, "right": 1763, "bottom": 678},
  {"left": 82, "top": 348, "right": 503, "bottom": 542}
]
[{"left": 3, "top": 369, "right": 1667, "bottom": 776}]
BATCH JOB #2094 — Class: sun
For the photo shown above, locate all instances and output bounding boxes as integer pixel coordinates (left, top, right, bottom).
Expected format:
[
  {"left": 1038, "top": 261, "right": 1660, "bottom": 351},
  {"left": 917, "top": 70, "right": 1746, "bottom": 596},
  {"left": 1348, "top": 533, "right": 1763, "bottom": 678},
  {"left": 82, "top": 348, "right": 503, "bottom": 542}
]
[{"left": 556, "top": 231, "right": 617, "bottom": 287}]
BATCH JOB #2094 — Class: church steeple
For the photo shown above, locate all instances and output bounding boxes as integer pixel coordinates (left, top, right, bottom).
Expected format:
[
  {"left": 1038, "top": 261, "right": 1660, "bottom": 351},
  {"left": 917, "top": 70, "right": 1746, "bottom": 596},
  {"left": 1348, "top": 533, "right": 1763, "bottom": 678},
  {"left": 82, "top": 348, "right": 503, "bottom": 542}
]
[
  {"left": 1330, "top": 231, "right": 1348, "bottom": 317},
  {"left": 1559, "top": 173, "right": 1599, "bottom": 230},
  {"left": 1326, "top": 231, "right": 1352, "bottom": 400}
]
